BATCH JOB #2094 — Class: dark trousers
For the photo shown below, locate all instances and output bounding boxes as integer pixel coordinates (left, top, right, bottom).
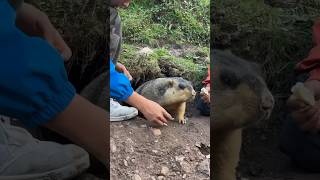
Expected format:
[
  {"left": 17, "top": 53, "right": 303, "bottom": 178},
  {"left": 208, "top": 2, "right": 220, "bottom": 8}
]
[{"left": 280, "top": 73, "right": 320, "bottom": 172}]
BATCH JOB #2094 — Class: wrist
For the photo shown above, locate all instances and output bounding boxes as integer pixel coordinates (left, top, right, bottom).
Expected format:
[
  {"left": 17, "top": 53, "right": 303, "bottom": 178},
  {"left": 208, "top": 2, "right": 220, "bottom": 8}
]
[{"left": 125, "top": 92, "right": 148, "bottom": 111}]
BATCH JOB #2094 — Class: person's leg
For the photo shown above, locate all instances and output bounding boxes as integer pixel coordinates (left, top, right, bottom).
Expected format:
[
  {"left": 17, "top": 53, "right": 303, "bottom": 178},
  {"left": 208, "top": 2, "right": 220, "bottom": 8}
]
[
  {"left": 45, "top": 94, "right": 109, "bottom": 167},
  {"left": 196, "top": 96, "right": 210, "bottom": 116},
  {"left": 280, "top": 114, "right": 320, "bottom": 172},
  {"left": 109, "top": 7, "right": 122, "bottom": 64},
  {"left": 110, "top": 98, "right": 138, "bottom": 121},
  {"left": 0, "top": 116, "right": 90, "bottom": 179}
]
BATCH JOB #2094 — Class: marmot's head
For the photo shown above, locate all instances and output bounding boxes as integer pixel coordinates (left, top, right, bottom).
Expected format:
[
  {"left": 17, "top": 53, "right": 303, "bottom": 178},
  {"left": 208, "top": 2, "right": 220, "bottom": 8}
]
[
  {"left": 136, "top": 77, "right": 196, "bottom": 106},
  {"left": 212, "top": 50, "right": 274, "bottom": 130},
  {"left": 161, "top": 77, "right": 196, "bottom": 105}
]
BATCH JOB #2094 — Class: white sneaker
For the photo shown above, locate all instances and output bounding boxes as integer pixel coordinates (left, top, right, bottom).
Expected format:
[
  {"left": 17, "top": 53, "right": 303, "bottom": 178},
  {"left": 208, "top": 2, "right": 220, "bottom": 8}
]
[
  {"left": 110, "top": 98, "right": 138, "bottom": 122},
  {"left": 0, "top": 118, "right": 90, "bottom": 180}
]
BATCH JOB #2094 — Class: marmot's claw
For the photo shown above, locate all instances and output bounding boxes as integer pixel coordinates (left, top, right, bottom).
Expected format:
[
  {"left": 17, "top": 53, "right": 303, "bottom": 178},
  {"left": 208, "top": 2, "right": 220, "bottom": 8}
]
[{"left": 179, "top": 118, "right": 187, "bottom": 124}]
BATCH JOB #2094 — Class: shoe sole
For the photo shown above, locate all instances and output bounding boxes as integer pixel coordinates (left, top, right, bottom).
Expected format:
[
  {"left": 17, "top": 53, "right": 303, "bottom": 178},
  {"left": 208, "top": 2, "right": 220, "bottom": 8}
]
[
  {"left": 110, "top": 110, "right": 138, "bottom": 122},
  {"left": 0, "top": 148, "right": 89, "bottom": 180}
]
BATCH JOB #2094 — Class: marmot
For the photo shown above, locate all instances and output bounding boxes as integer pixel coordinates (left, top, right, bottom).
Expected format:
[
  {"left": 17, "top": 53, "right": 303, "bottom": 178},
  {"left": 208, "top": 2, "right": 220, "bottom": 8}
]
[
  {"left": 136, "top": 77, "right": 196, "bottom": 124},
  {"left": 212, "top": 49, "right": 274, "bottom": 180}
]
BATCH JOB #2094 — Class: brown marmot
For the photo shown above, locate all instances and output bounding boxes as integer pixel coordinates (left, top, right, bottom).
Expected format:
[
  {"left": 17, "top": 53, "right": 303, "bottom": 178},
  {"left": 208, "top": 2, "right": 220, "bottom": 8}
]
[
  {"left": 212, "top": 49, "right": 274, "bottom": 180},
  {"left": 136, "top": 77, "right": 196, "bottom": 124}
]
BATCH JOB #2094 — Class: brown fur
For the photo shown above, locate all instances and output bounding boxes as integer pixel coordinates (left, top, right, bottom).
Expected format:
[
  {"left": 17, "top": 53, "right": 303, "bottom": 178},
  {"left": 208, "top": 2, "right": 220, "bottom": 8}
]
[
  {"left": 136, "top": 77, "right": 196, "bottom": 124},
  {"left": 212, "top": 50, "right": 274, "bottom": 180}
]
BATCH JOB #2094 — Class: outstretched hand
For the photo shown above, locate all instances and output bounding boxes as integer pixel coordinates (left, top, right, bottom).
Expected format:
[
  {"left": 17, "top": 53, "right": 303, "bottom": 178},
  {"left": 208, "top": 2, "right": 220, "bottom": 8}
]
[{"left": 288, "top": 80, "right": 320, "bottom": 133}]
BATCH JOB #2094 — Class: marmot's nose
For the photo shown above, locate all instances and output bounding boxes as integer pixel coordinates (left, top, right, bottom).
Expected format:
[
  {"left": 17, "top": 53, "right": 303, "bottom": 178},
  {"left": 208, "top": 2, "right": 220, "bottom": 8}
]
[
  {"left": 192, "top": 90, "right": 196, "bottom": 96},
  {"left": 261, "top": 91, "right": 274, "bottom": 111}
]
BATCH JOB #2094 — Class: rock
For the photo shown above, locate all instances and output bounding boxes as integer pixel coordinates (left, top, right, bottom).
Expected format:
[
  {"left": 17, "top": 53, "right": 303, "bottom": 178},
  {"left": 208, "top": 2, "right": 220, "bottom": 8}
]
[
  {"left": 182, "top": 174, "right": 187, "bottom": 178},
  {"left": 151, "top": 128, "right": 162, "bottom": 136},
  {"left": 179, "top": 161, "right": 192, "bottom": 173},
  {"left": 151, "top": 177, "right": 156, "bottom": 180},
  {"left": 138, "top": 47, "right": 153, "bottom": 55},
  {"left": 152, "top": 150, "right": 158, "bottom": 154},
  {"left": 110, "top": 139, "right": 117, "bottom": 153},
  {"left": 197, "top": 159, "right": 210, "bottom": 176},
  {"left": 132, "top": 174, "right": 142, "bottom": 180},
  {"left": 206, "top": 155, "right": 210, "bottom": 159},
  {"left": 140, "top": 124, "right": 147, "bottom": 128},
  {"left": 160, "top": 166, "right": 170, "bottom": 176},
  {"left": 157, "top": 176, "right": 165, "bottom": 180},
  {"left": 123, "top": 160, "right": 128, "bottom": 167},
  {"left": 175, "top": 155, "right": 185, "bottom": 162}
]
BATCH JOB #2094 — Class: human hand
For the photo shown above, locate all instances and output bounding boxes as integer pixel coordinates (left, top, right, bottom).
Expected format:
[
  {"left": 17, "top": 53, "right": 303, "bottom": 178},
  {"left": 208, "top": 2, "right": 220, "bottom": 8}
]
[
  {"left": 288, "top": 80, "right": 320, "bottom": 133},
  {"left": 126, "top": 92, "right": 173, "bottom": 126},
  {"left": 140, "top": 99, "right": 173, "bottom": 126},
  {"left": 42, "top": 27, "right": 72, "bottom": 61},
  {"left": 200, "top": 86, "right": 210, "bottom": 104},
  {"left": 115, "top": 63, "right": 133, "bottom": 81},
  {"left": 110, "top": 0, "right": 131, "bottom": 8},
  {"left": 15, "top": 3, "right": 72, "bottom": 61}
]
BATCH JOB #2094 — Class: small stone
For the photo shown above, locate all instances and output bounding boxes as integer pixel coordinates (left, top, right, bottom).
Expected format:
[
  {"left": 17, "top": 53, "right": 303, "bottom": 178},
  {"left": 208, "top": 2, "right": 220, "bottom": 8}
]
[
  {"left": 140, "top": 124, "right": 147, "bottom": 128},
  {"left": 175, "top": 155, "right": 185, "bottom": 162},
  {"left": 182, "top": 174, "right": 187, "bottom": 178},
  {"left": 138, "top": 47, "right": 153, "bottom": 55},
  {"left": 197, "top": 159, "right": 210, "bottom": 176},
  {"left": 206, "top": 155, "right": 210, "bottom": 159},
  {"left": 180, "top": 161, "right": 192, "bottom": 173},
  {"left": 132, "top": 174, "right": 141, "bottom": 180},
  {"left": 123, "top": 160, "right": 128, "bottom": 167},
  {"left": 151, "top": 177, "right": 156, "bottom": 180},
  {"left": 160, "top": 166, "right": 170, "bottom": 176},
  {"left": 110, "top": 139, "right": 117, "bottom": 153},
  {"left": 152, "top": 150, "right": 158, "bottom": 154},
  {"left": 157, "top": 176, "right": 165, "bottom": 180},
  {"left": 151, "top": 128, "right": 162, "bottom": 136}
]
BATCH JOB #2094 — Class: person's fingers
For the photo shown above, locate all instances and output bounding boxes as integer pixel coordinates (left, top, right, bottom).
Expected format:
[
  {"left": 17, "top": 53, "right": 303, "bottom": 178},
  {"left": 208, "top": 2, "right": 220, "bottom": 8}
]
[
  {"left": 158, "top": 115, "right": 168, "bottom": 124},
  {"left": 60, "top": 46, "right": 72, "bottom": 61},
  {"left": 124, "top": 71, "right": 133, "bottom": 81},
  {"left": 153, "top": 119, "right": 164, "bottom": 126},
  {"left": 162, "top": 109, "right": 173, "bottom": 121}
]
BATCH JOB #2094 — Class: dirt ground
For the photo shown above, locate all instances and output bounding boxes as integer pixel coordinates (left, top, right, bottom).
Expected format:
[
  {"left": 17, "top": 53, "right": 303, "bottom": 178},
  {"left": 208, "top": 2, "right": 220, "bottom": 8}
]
[{"left": 110, "top": 104, "right": 210, "bottom": 180}]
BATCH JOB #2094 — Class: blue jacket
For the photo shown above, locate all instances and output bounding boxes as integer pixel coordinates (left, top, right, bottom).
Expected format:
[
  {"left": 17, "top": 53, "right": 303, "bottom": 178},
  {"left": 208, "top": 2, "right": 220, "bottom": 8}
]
[
  {"left": 0, "top": 0, "right": 75, "bottom": 127},
  {"left": 110, "top": 59, "right": 133, "bottom": 101}
]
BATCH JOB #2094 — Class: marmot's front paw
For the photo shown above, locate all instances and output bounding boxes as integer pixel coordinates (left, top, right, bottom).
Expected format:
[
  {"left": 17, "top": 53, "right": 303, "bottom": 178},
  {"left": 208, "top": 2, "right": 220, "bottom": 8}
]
[{"left": 179, "top": 118, "right": 188, "bottom": 124}]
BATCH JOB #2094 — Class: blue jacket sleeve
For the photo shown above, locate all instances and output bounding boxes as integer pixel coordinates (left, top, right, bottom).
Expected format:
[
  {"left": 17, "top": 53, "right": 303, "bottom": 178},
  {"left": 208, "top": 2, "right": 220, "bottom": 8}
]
[
  {"left": 110, "top": 59, "right": 134, "bottom": 101},
  {"left": 0, "top": 1, "right": 76, "bottom": 127}
]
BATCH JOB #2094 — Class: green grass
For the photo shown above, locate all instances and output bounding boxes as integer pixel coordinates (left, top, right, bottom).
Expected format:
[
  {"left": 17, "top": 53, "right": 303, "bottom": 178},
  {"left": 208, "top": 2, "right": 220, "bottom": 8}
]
[
  {"left": 118, "top": 0, "right": 210, "bottom": 89},
  {"left": 213, "top": 0, "right": 320, "bottom": 96},
  {"left": 120, "top": 0, "right": 210, "bottom": 46}
]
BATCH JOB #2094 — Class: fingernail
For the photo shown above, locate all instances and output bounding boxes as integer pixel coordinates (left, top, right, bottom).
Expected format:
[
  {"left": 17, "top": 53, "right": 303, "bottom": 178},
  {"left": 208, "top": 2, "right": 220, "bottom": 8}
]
[{"left": 163, "top": 123, "right": 168, "bottom": 126}]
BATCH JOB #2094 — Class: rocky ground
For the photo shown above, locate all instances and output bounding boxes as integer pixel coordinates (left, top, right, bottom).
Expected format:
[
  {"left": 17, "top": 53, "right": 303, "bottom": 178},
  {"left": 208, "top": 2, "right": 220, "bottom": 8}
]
[{"left": 110, "top": 105, "right": 210, "bottom": 180}]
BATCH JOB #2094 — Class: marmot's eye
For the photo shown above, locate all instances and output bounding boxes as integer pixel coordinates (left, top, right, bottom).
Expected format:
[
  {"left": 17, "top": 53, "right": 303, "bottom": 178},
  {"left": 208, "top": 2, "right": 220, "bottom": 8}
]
[
  {"left": 179, "top": 83, "right": 186, "bottom": 89},
  {"left": 220, "top": 69, "right": 239, "bottom": 89}
]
